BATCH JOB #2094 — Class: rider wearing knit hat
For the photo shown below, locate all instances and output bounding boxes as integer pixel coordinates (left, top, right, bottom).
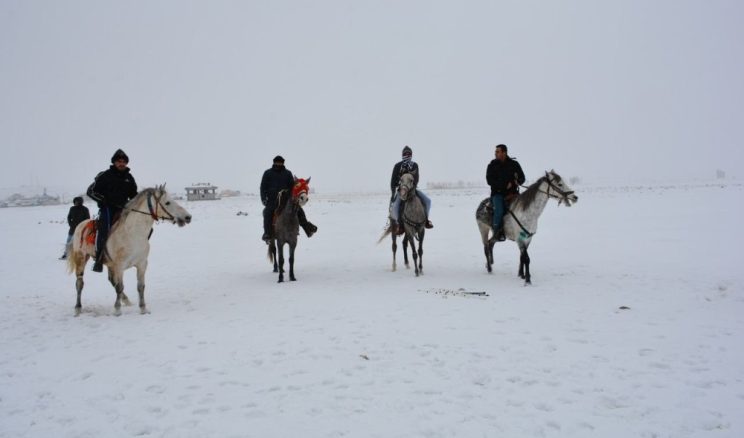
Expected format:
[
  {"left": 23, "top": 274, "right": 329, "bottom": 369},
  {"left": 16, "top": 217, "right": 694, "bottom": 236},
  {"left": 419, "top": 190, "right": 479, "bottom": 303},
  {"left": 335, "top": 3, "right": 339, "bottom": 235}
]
[
  {"left": 86, "top": 149, "right": 138, "bottom": 272},
  {"left": 389, "top": 145, "right": 433, "bottom": 233}
]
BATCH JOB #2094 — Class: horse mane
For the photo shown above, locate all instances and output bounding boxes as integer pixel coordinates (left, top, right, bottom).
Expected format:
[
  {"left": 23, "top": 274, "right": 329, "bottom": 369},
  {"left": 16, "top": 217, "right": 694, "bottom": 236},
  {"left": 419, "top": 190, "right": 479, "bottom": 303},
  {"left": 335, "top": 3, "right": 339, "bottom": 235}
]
[
  {"left": 275, "top": 189, "right": 290, "bottom": 215},
  {"left": 116, "top": 187, "right": 161, "bottom": 223},
  {"left": 514, "top": 176, "right": 547, "bottom": 209}
]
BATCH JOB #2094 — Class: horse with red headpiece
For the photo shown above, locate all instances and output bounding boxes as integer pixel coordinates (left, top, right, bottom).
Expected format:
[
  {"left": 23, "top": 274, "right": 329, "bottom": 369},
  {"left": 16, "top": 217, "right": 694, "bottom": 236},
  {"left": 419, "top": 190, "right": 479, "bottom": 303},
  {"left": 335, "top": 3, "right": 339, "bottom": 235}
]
[{"left": 268, "top": 177, "right": 311, "bottom": 282}]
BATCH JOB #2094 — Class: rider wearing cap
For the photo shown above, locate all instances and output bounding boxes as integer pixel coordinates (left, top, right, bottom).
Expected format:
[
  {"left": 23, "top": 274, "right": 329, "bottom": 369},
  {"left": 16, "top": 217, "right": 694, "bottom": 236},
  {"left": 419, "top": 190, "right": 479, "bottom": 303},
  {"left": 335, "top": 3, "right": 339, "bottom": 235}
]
[
  {"left": 260, "top": 155, "right": 317, "bottom": 242},
  {"left": 87, "top": 149, "right": 138, "bottom": 272}
]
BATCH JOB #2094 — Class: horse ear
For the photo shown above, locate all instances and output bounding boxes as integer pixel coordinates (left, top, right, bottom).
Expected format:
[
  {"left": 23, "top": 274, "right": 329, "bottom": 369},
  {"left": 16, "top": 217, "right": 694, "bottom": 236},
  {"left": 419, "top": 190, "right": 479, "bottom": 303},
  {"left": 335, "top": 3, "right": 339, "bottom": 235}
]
[{"left": 306, "top": 176, "right": 311, "bottom": 184}]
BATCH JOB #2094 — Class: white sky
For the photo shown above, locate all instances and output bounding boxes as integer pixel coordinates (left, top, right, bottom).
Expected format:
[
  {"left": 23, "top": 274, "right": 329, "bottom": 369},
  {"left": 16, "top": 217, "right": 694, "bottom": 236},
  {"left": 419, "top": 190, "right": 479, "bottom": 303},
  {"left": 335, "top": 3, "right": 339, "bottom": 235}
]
[{"left": 1, "top": 0, "right": 743, "bottom": 194}]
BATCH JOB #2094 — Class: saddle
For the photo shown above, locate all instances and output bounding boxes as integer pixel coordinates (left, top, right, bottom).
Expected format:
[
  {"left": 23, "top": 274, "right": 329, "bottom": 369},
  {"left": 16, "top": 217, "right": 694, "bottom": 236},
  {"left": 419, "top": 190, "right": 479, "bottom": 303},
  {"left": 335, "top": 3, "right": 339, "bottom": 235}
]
[
  {"left": 79, "top": 211, "right": 124, "bottom": 247},
  {"left": 81, "top": 221, "right": 97, "bottom": 246}
]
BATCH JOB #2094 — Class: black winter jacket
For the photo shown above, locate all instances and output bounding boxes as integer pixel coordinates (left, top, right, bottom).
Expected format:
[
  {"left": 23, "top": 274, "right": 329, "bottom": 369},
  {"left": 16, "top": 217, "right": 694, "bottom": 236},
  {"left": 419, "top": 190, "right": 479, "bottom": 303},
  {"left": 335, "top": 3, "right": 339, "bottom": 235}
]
[
  {"left": 390, "top": 160, "right": 420, "bottom": 196},
  {"left": 87, "top": 166, "right": 138, "bottom": 209},
  {"left": 67, "top": 205, "right": 90, "bottom": 235},
  {"left": 486, "top": 157, "right": 526, "bottom": 196},
  {"left": 260, "top": 165, "right": 295, "bottom": 206}
]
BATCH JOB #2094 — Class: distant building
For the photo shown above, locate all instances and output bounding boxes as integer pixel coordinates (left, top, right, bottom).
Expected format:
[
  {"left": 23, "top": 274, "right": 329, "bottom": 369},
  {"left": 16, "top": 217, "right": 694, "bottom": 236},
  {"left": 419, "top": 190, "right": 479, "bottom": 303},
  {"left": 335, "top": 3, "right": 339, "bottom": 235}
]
[
  {"left": 185, "top": 183, "right": 220, "bottom": 201},
  {"left": 1, "top": 188, "right": 61, "bottom": 207}
]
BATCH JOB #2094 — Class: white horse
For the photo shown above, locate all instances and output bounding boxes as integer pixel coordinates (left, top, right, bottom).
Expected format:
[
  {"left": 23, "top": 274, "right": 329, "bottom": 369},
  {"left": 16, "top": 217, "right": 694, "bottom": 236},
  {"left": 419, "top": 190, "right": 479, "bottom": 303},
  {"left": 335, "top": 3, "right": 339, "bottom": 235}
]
[
  {"left": 66, "top": 185, "right": 191, "bottom": 316},
  {"left": 476, "top": 170, "right": 578, "bottom": 284}
]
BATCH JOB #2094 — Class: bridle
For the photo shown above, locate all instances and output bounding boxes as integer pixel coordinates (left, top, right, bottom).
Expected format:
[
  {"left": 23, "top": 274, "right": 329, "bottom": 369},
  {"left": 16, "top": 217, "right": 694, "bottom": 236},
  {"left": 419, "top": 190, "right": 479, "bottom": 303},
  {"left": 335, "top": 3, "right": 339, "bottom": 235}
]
[
  {"left": 127, "top": 190, "right": 176, "bottom": 222},
  {"left": 398, "top": 176, "right": 425, "bottom": 230},
  {"left": 508, "top": 172, "right": 575, "bottom": 238},
  {"left": 540, "top": 172, "right": 575, "bottom": 205}
]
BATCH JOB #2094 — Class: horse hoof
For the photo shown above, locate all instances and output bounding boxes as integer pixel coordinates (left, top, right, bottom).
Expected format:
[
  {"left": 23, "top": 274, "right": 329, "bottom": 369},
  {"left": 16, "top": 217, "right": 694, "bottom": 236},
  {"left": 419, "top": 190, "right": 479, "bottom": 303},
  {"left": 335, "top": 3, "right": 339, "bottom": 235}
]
[
  {"left": 290, "top": 276, "right": 296, "bottom": 281},
  {"left": 74, "top": 308, "right": 81, "bottom": 317},
  {"left": 140, "top": 307, "right": 150, "bottom": 315},
  {"left": 114, "top": 309, "right": 122, "bottom": 317},
  {"left": 273, "top": 268, "right": 278, "bottom": 273},
  {"left": 278, "top": 278, "right": 284, "bottom": 283}
]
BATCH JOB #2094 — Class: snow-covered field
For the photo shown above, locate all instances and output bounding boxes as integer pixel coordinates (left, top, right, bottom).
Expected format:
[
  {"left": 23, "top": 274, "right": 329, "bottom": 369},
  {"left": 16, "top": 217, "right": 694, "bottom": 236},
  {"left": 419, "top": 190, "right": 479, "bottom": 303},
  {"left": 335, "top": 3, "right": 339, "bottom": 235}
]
[{"left": 1, "top": 182, "right": 743, "bottom": 438}]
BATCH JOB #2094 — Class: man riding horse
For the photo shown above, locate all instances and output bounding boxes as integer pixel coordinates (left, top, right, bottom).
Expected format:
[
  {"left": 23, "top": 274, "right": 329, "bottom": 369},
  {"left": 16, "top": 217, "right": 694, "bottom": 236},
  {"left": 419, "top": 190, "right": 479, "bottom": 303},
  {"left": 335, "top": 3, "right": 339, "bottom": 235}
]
[
  {"left": 260, "top": 155, "right": 317, "bottom": 242},
  {"left": 486, "top": 143, "right": 526, "bottom": 241},
  {"left": 87, "top": 149, "right": 138, "bottom": 272},
  {"left": 389, "top": 146, "right": 433, "bottom": 235}
]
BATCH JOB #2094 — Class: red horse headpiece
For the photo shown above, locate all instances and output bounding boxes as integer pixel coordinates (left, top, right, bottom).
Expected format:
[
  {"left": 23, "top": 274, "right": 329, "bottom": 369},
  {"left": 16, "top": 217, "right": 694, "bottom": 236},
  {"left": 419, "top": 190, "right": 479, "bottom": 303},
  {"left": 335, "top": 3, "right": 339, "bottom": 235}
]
[{"left": 292, "top": 178, "right": 310, "bottom": 199}]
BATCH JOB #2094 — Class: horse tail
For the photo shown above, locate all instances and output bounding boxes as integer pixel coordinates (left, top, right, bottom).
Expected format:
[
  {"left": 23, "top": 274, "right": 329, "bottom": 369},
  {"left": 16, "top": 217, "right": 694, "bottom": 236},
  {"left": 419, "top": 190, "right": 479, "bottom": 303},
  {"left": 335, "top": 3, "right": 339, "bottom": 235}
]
[
  {"left": 66, "top": 241, "right": 85, "bottom": 275},
  {"left": 377, "top": 221, "right": 393, "bottom": 244},
  {"left": 267, "top": 243, "right": 275, "bottom": 264}
]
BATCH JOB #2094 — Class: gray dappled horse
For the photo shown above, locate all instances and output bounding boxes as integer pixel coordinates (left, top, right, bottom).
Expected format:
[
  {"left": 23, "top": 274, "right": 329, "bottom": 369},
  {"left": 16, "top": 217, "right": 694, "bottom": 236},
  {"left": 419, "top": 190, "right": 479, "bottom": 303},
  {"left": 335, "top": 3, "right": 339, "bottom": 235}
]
[
  {"left": 66, "top": 186, "right": 192, "bottom": 316},
  {"left": 476, "top": 170, "right": 578, "bottom": 284},
  {"left": 378, "top": 173, "right": 426, "bottom": 276},
  {"left": 267, "top": 177, "right": 310, "bottom": 283}
]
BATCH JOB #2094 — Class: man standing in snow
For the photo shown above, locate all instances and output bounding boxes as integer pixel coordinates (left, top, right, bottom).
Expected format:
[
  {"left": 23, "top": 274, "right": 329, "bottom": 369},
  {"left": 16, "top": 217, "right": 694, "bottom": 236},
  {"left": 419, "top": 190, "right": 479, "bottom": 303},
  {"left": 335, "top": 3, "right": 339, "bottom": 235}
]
[
  {"left": 87, "top": 149, "right": 138, "bottom": 272},
  {"left": 260, "top": 155, "right": 317, "bottom": 242},
  {"left": 59, "top": 196, "right": 90, "bottom": 260},
  {"left": 486, "top": 144, "right": 526, "bottom": 241}
]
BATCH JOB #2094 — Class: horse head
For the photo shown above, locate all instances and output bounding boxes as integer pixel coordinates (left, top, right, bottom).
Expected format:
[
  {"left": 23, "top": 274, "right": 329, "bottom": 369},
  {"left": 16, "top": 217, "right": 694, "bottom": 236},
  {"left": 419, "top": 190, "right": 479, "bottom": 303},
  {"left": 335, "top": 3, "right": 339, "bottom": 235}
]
[
  {"left": 398, "top": 173, "right": 416, "bottom": 201},
  {"left": 153, "top": 184, "right": 192, "bottom": 226},
  {"left": 292, "top": 177, "right": 311, "bottom": 206},
  {"left": 544, "top": 170, "right": 578, "bottom": 206}
]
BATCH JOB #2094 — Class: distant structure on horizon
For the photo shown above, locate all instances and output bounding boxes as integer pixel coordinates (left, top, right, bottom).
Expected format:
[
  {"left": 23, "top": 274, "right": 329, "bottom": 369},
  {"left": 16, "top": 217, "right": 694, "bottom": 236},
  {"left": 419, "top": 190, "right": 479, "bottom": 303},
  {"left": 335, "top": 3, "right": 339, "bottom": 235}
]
[
  {"left": 185, "top": 183, "right": 220, "bottom": 201},
  {"left": 0, "top": 188, "right": 61, "bottom": 208}
]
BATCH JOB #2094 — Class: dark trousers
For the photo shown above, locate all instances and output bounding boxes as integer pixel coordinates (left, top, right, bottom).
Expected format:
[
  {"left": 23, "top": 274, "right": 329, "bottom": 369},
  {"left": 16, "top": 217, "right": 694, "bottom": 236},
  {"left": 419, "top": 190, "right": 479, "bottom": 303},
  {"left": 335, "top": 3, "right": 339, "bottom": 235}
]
[
  {"left": 263, "top": 203, "right": 308, "bottom": 237},
  {"left": 95, "top": 206, "right": 121, "bottom": 261}
]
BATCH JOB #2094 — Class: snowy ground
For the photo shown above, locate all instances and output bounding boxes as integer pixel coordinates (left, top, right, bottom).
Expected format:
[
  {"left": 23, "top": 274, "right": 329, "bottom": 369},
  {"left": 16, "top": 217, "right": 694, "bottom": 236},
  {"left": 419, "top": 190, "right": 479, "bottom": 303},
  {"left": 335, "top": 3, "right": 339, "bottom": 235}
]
[{"left": 1, "top": 181, "right": 743, "bottom": 438}]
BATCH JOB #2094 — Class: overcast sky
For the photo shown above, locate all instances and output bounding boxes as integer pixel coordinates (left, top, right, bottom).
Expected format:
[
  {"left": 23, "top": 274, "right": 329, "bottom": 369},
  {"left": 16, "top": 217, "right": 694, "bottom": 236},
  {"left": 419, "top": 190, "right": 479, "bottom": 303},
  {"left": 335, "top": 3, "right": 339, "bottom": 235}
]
[{"left": 1, "top": 0, "right": 742, "bottom": 194}]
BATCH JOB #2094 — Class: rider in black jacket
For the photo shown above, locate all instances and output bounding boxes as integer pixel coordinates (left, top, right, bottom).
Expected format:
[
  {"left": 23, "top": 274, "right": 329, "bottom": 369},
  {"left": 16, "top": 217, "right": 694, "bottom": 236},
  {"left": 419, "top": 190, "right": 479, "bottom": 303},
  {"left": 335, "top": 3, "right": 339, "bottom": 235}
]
[
  {"left": 86, "top": 149, "right": 138, "bottom": 272},
  {"left": 486, "top": 144, "right": 526, "bottom": 241},
  {"left": 260, "top": 155, "right": 317, "bottom": 242},
  {"left": 389, "top": 145, "right": 432, "bottom": 233}
]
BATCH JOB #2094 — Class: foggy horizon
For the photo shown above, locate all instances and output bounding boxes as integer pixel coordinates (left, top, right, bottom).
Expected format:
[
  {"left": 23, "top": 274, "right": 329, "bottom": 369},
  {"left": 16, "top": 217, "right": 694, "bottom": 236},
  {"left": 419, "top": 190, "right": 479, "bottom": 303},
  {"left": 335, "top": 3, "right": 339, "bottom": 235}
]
[{"left": 2, "top": 1, "right": 743, "bottom": 196}]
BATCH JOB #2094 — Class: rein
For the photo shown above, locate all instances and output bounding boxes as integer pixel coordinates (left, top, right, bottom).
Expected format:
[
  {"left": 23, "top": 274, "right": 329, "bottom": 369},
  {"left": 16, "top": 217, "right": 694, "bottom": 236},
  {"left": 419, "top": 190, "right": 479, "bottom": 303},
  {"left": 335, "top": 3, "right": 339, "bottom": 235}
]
[
  {"left": 507, "top": 174, "right": 573, "bottom": 237},
  {"left": 400, "top": 185, "right": 426, "bottom": 233},
  {"left": 122, "top": 191, "right": 175, "bottom": 222}
]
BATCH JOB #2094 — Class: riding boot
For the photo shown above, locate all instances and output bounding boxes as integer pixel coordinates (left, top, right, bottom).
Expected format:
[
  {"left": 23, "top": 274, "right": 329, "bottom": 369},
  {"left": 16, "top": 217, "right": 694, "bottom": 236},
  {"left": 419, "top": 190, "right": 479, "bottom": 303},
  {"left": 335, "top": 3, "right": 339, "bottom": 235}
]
[
  {"left": 493, "top": 226, "right": 506, "bottom": 242},
  {"left": 425, "top": 220, "right": 433, "bottom": 229},
  {"left": 297, "top": 207, "right": 317, "bottom": 237},
  {"left": 92, "top": 252, "right": 104, "bottom": 272},
  {"left": 301, "top": 221, "right": 318, "bottom": 238}
]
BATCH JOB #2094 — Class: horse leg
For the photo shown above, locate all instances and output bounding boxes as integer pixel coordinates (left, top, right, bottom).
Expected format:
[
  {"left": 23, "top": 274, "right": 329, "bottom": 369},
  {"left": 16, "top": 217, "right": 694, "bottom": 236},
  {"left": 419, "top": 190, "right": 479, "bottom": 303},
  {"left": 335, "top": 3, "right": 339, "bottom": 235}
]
[
  {"left": 288, "top": 243, "right": 296, "bottom": 281},
  {"left": 74, "top": 254, "right": 88, "bottom": 316},
  {"left": 403, "top": 234, "right": 410, "bottom": 269},
  {"left": 408, "top": 236, "right": 419, "bottom": 277},
  {"left": 277, "top": 241, "right": 285, "bottom": 283},
  {"left": 108, "top": 270, "right": 124, "bottom": 316},
  {"left": 108, "top": 269, "right": 132, "bottom": 306},
  {"left": 479, "top": 224, "right": 493, "bottom": 273},
  {"left": 136, "top": 262, "right": 149, "bottom": 314},
  {"left": 519, "top": 244, "right": 531, "bottom": 284},
  {"left": 391, "top": 233, "right": 397, "bottom": 272},
  {"left": 417, "top": 230, "right": 424, "bottom": 275},
  {"left": 522, "top": 248, "right": 531, "bottom": 285}
]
